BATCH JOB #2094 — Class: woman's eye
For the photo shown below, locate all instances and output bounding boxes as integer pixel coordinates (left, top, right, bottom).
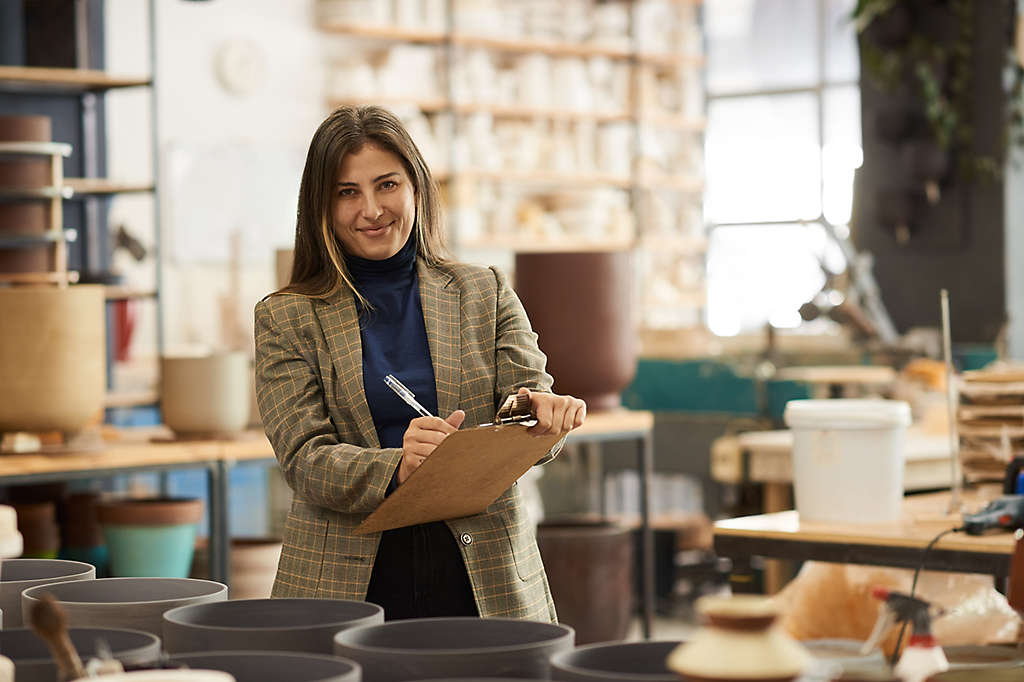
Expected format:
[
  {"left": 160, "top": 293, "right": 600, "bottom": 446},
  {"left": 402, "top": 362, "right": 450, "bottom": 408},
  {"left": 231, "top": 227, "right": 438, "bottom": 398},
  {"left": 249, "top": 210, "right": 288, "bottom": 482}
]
[
  {"left": 379, "top": 180, "right": 397, "bottom": 191},
  {"left": 338, "top": 188, "right": 356, "bottom": 197}
]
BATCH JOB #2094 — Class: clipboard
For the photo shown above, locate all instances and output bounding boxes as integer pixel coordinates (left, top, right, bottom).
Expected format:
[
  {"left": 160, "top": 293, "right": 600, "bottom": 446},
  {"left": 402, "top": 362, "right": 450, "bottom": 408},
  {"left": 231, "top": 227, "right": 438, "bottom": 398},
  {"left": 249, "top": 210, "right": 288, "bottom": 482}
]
[{"left": 355, "top": 423, "right": 563, "bottom": 534}]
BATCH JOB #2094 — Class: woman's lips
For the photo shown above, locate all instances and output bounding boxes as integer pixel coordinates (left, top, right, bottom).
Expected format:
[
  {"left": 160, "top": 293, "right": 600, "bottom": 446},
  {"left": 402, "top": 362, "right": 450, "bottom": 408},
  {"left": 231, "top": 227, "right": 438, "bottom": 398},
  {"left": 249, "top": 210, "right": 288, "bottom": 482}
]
[{"left": 360, "top": 221, "right": 393, "bottom": 237}]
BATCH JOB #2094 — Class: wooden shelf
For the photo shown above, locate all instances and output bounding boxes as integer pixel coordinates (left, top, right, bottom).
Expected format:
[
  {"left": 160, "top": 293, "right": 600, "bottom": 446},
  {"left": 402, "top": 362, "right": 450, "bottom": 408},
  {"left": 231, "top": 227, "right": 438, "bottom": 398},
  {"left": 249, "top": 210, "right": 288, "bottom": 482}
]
[
  {"left": 452, "top": 102, "right": 632, "bottom": 123},
  {"left": 0, "top": 271, "right": 78, "bottom": 285},
  {"left": 637, "top": 52, "right": 706, "bottom": 69},
  {"left": 104, "top": 390, "right": 159, "bottom": 409},
  {"left": 317, "top": 22, "right": 446, "bottom": 43},
  {"left": 328, "top": 96, "right": 450, "bottom": 113},
  {"left": 104, "top": 286, "right": 157, "bottom": 301},
  {"left": 0, "top": 66, "right": 151, "bottom": 91},
  {"left": 0, "top": 230, "right": 74, "bottom": 248},
  {"left": 0, "top": 186, "right": 72, "bottom": 199},
  {"left": 65, "top": 178, "right": 155, "bottom": 196},
  {"left": 454, "top": 168, "right": 633, "bottom": 188},
  {"left": 451, "top": 33, "right": 632, "bottom": 59},
  {"left": 459, "top": 236, "right": 635, "bottom": 252},
  {"left": 0, "top": 141, "right": 72, "bottom": 157}
]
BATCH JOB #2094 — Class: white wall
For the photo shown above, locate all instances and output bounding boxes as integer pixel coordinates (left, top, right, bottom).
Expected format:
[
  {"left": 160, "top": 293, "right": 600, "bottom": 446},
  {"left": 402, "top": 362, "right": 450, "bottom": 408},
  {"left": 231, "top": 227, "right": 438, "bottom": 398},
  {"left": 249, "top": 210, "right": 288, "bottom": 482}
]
[{"left": 104, "top": 0, "right": 329, "bottom": 370}]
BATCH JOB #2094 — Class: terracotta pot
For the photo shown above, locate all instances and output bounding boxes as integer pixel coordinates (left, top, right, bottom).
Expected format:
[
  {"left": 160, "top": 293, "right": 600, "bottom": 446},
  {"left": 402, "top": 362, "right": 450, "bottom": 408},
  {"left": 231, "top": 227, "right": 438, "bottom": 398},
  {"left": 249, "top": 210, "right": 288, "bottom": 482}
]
[
  {"left": 160, "top": 353, "right": 251, "bottom": 437},
  {"left": 666, "top": 595, "right": 811, "bottom": 682},
  {"left": 536, "top": 520, "right": 633, "bottom": 645},
  {"left": 169, "top": 652, "right": 359, "bottom": 682},
  {"left": 21, "top": 577, "right": 228, "bottom": 637},
  {"left": 0, "top": 285, "right": 106, "bottom": 434},
  {"left": 514, "top": 250, "right": 636, "bottom": 410},
  {"left": 550, "top": 640, "right": 684, "bottom": 682},
  {"left": 60, "top": 492, "right": 105, "bottom": 548},
  {"left": 0, "top": 627, "right": 160, "bottom": 682},
  {"left": 163, "top": 598, "right": 382, "bottom": 655},
  {"left": 333, "top": 617, "right": 575, "bottom": 682},
  {"left": 0, "top": 558, "right": 95, "bottom": 627},
  {"left": 11, "top": 502, "right": 59, "bottom": 558},
  {"left": 97, "top": 498, "right": 203, "bottom": 526},
  {"left": 98, "top": 498, "right": 203, "bottom": 578},
  {"left": 0, "top": 115, "right": 54, "bottom": 275}
]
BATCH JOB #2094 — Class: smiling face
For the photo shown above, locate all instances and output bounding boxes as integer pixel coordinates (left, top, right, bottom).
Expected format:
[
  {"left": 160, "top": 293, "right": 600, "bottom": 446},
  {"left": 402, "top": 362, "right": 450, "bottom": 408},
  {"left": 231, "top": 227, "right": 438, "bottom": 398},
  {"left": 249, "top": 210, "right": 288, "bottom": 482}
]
[{"left": 333, "top": 143, "right": 417, "bottom": 261}]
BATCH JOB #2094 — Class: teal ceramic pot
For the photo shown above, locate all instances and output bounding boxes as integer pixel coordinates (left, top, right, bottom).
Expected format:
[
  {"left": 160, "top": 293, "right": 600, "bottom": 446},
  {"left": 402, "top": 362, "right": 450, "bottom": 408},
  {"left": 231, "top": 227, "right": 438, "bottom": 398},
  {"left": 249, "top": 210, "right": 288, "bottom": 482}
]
[{"left": 98, "top": 498, "right": 202, "bottom": 578}]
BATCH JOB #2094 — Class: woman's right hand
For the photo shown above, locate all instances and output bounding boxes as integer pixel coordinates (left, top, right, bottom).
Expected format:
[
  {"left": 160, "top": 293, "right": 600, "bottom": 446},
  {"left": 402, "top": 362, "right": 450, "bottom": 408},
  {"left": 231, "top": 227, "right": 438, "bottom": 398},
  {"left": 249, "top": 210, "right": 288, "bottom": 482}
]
[{"left": 398, "top": 409, "right": 466, "bottom": 484}]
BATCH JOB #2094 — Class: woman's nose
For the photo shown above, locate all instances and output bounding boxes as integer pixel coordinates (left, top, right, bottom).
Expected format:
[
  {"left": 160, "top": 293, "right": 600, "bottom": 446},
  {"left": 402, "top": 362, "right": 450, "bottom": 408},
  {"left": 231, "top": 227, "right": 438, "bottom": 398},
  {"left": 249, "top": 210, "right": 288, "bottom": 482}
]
[{"left": 361, "top": 194, "right": 383, "bottom": 220}]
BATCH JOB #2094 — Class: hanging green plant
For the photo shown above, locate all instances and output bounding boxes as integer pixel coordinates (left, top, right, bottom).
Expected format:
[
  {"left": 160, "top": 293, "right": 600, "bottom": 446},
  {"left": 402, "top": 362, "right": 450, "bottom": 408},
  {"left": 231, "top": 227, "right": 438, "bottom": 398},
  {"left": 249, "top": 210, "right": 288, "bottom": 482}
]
[{"left": 853, "top": 0, "right": 1008, "bottom": 182}]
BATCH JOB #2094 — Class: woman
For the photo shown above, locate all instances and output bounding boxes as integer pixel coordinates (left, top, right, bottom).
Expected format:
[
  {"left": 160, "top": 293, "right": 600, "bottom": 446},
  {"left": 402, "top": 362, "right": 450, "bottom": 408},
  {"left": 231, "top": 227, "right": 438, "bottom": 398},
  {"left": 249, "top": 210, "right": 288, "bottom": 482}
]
[{"left": 255, "top": 105, "right": 586, "bottom": 622}]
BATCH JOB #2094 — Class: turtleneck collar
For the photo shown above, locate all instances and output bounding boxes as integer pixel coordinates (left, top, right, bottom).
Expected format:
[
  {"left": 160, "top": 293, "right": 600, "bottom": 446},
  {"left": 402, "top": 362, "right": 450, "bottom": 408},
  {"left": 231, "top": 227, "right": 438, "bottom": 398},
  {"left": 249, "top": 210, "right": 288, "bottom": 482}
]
[{"left": 345, "top": 231, "right": 417, "bottom": 282}]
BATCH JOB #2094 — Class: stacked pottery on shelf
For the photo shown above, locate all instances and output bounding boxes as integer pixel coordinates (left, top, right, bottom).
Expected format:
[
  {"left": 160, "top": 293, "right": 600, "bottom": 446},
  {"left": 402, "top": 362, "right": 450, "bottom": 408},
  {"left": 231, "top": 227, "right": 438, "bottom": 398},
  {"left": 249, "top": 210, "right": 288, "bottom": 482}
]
[{"left": 0, "top": 115, "right": 51, "bottom": 275}]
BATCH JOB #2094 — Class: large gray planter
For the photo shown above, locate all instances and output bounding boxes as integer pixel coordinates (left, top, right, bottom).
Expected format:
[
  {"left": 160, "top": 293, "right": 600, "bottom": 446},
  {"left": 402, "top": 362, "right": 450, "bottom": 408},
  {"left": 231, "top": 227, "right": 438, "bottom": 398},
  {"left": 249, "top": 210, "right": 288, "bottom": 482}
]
[
  {"left": 21, "top": 577, "right": 227, "bottom": 637},
  {"left": 333, "top": 618, "right": 574, "bottom": 682},
  {"left": 0, "top": 558, "right": 94, "bottom": 627},
  {"left": 169, "top": 651, "right": 361, "bottom": 682},
  {"left": 163, "top": 598, "right": 384, "bottom": 655},
  {"left": 0, "top": 626, "right": 160, "bottom": 682},
  {"left": 550, "top": 641, "right": 684, "bottom": 682}
]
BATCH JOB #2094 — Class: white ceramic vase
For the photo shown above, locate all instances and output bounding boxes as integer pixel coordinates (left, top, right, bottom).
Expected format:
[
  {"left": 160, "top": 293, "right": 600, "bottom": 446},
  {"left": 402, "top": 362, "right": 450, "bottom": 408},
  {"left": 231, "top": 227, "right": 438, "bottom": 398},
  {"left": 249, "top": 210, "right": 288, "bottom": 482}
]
[{"left": 160, "top": 352, "right": 250, "bottom": 437}]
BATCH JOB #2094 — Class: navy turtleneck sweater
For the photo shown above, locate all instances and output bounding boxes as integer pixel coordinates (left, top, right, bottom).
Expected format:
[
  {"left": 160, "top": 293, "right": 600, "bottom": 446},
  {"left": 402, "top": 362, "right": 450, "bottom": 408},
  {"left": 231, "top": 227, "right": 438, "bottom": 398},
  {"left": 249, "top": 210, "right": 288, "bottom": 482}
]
[{"left": 346, "top": 234, "right": 478, "bottom": 620}]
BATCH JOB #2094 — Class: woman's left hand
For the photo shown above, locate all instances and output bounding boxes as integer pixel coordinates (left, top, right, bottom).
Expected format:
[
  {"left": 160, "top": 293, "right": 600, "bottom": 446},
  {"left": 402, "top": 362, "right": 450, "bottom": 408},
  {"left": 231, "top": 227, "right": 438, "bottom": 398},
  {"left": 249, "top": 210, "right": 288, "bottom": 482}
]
[{"left": 515, "top": 387, "right": 586, "bottom": 437}]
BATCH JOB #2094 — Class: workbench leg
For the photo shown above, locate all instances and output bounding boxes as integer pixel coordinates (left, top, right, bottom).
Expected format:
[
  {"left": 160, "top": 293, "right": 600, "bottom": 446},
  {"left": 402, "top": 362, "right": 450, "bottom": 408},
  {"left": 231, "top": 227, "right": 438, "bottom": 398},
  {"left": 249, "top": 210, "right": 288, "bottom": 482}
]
[
  {"left": 761, "top": 482, "right": 795, "bottom": 594},
  {"left": 207, "top": 461, "right": 231, "bottom": 588},
  {"left": 638, "top": 433, "right": 655, "bottom": 639}
]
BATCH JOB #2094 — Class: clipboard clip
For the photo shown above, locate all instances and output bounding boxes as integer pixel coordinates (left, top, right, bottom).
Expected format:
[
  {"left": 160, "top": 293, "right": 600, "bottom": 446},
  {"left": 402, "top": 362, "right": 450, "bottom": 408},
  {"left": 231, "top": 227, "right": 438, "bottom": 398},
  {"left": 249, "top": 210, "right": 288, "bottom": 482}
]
[{"left": 481, "top": 392, "right": 537, "bottom": 427}]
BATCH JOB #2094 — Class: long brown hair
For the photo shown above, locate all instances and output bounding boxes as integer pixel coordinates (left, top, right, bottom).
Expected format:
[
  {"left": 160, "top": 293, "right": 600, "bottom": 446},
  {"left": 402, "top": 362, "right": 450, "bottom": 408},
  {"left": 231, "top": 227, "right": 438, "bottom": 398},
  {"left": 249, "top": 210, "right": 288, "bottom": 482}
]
[{"left": 280, "top": 105, "right": 448, "bottom": 303}]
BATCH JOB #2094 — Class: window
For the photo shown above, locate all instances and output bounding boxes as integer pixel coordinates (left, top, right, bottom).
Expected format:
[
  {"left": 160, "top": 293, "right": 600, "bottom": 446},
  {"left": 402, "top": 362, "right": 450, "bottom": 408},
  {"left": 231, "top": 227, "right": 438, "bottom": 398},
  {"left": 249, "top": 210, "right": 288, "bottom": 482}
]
[{"left": 704, "top": 0, "right": 861, "bottom": 336}]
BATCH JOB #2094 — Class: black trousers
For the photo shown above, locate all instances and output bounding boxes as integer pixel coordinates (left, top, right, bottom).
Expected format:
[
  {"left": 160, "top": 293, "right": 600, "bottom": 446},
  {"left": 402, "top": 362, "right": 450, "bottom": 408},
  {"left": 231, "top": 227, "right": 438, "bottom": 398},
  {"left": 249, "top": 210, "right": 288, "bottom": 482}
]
[{"left": 365, "top": 521, "right": 479, "bottom": 620}]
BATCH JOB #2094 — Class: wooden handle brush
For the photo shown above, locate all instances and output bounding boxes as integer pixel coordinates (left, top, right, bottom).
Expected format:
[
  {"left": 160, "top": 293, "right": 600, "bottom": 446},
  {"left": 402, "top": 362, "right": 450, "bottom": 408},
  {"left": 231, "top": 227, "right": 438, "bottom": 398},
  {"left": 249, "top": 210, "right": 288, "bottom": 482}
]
[{"left": 28, "top": 594, "right": 85, "bottom": 681}]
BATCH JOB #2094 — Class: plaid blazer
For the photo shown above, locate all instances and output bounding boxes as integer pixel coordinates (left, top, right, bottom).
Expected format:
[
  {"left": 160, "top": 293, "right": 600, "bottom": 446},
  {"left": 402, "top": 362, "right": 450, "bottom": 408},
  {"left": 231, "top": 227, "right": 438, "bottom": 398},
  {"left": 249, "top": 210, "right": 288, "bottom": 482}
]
[{"left": 255, "top": 259, "right": 559, "bottom": 621}]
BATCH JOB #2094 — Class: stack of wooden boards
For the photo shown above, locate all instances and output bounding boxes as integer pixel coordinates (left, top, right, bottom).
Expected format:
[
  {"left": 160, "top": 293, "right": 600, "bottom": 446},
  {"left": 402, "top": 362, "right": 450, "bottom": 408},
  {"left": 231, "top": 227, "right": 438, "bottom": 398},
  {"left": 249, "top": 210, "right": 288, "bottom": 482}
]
[{"left": 958, "top": 366, "right": 1024, "bottom": 482}]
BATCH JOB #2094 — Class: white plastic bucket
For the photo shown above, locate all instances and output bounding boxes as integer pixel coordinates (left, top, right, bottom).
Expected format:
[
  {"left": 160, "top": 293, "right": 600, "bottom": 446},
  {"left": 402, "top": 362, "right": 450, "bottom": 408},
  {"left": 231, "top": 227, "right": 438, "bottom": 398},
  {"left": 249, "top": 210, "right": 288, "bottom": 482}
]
[{"left": 783, "top": 399, "right": 911, "bottom": 524}]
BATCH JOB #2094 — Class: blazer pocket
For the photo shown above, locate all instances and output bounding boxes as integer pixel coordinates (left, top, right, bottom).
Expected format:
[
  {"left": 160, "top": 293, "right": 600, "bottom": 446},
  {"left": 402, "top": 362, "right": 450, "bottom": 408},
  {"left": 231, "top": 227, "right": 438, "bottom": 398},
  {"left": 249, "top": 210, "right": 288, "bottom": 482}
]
[
  {"left": 278, "top": 501, "right": 329, "bottom": 596},
  {"left": 500, "top": 504, "right": 543, "bottom": 582}
]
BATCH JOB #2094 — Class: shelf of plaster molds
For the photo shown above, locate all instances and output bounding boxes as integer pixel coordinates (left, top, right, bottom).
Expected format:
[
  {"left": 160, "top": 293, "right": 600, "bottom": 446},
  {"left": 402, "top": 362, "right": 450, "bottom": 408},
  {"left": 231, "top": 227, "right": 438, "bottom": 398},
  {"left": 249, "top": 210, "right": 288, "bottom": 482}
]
[
  {"left": 458, "top": 236, "right": 635, "bottom": 252},
  {"left": 450, "top": 168, "right": 633, "bottom": 189},
  {"left": 317, "top": 22, "right": 447, "bottom": 44}
]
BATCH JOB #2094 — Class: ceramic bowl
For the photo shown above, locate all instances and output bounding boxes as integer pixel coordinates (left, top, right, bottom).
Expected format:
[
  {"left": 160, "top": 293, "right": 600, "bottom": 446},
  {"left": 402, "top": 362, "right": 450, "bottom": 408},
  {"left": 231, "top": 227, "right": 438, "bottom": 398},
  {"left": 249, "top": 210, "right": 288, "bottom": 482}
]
[
  {"left": 21, "top": 577, "right": 227, "bottom": 637},
  {"left": 169, "top": 652, "right": 360, "bottom": 682},
  {"left": 0, "top": 558, "right": 95, "bottom": 627},
  {"left": 550, "top": 640, "right": 684, "bottom": 682},
  {"left": 90, "top": 672, "right": 234, "bottom": 682},
  {"left": 333, "top": 617, "right": 574, "bottom": 682},
  {"left": 163, "top": 598, "right": 383, "bottom": 655},
  {"left": 0, "top": 627, "right": 160, "bottom": 682}
]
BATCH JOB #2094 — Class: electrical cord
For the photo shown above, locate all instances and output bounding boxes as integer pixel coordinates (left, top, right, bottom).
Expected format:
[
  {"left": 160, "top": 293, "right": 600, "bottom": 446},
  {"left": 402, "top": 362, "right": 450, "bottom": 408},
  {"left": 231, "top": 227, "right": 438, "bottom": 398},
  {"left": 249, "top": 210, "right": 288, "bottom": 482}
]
[{"left": 888, "top": 525, "right": 966, "bottom": 667}]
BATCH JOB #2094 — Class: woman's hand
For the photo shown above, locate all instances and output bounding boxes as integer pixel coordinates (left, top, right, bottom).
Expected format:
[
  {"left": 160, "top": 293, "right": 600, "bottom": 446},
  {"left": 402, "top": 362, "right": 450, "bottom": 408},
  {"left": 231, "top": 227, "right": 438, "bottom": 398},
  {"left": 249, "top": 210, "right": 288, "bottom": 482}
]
[
  {"left": 516, "top": 387, "right": 586, "bottom": 437},
  {"left": 398, "top": 409, "right": 465, "bottom": 484}
]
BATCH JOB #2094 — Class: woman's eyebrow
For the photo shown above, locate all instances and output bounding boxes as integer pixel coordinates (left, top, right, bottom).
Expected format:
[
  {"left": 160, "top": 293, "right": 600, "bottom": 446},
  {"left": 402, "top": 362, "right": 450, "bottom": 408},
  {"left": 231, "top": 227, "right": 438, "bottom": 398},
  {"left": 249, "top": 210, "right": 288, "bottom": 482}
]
[{"left": 337, "top": 172, "right": 399, "bottom": 187}]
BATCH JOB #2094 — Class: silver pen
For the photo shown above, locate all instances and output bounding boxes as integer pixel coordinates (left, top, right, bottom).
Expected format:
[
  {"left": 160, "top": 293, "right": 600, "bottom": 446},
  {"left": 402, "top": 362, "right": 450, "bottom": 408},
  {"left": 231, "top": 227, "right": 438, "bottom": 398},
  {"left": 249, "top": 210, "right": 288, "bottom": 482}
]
[{"left": 384, "top": 374, "right": 434, "bottom": 418}]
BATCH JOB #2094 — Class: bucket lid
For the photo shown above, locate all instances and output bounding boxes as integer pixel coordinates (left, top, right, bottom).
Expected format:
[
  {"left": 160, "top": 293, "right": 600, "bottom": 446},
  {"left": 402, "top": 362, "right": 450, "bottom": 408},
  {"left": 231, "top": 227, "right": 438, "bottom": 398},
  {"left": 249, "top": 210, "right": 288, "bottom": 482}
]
[{"left": 784, "top": 399, "right": 911, "bottom": 429}]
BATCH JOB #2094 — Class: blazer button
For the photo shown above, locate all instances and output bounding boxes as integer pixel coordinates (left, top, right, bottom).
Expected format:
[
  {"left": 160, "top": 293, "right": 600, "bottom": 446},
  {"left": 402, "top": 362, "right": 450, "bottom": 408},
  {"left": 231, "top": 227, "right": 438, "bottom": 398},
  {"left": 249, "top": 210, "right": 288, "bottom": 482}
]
[{"left": 460, "top": 532, "right": 473, "bottom": 546}]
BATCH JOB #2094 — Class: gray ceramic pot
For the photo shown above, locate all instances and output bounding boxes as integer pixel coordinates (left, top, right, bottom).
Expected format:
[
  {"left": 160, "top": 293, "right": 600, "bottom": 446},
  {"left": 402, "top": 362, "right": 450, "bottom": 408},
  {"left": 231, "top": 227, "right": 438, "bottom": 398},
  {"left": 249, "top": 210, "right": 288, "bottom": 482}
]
[
  {"left": 169, "top": 651, "right": 360, "bottom": 682},
  {"left": 0, "top": 627, "right": 160, "bottom": 682},
  {"left": 21, "top": 577, "right": 227, "bottom": 637},
  {"left": 550, "top": 641, "right": 684, "bottom": 682},
  {"left": 333, "top": 617, "right": 575, "bottom": 682},
  {"left": 163, "top": 598, "right": 384, "bottom": 655},
  {"left": 0, "top": 558, "right": 95, "bottom": 627}
]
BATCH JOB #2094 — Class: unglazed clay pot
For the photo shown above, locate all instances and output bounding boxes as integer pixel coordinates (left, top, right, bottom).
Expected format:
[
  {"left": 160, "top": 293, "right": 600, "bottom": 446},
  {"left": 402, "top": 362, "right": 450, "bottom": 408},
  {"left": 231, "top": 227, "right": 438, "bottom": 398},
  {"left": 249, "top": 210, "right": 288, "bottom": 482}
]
[
  {"left": 333, "top": 617, "right": 574, "bottom": 682},
  {"left": 0, "top": 115, "right": 52, "bottom": 275},
  {"left": 550, "top": 640, "right": 684, "bottom": 682},
  {"left": 169, "top": 652, "right": 360, "bottom": 682},
  {"left": 160, "top": 353, "right": 250, "bottom": 437},
  {"left": 0, "top": 558, "right": 95, "bottom": 627},
  {"left": 0, "top": 285, "right": 106, "bottom": 434},
  {"left": 0, "top": 627, "right": 159, "bottom": 682},
  {"left": 163, "top": 598, "right": 383, "bottom": 655},
  {"left": 666, "top": 595, "right": 810, "bottom": 682},
  {"left": 514, "top": 250, "right": 636, "bottom": 410},
  {"left": 97, "top": 498, "right": 203, "bottom": 578},
  {"left": 21, "top": 577, "right": 227, "bottom": 637}
]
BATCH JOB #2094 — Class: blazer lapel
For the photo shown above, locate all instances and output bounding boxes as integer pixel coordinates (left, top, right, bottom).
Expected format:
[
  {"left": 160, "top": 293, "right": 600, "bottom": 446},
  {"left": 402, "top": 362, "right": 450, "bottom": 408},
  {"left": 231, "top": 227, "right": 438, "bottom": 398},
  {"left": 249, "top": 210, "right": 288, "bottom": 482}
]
[
  {"left": 418, "top": 261, "right": 461, "bottom": 419},
  {"left": 313, "top": 289, "right": 380, "bottom": 448}
]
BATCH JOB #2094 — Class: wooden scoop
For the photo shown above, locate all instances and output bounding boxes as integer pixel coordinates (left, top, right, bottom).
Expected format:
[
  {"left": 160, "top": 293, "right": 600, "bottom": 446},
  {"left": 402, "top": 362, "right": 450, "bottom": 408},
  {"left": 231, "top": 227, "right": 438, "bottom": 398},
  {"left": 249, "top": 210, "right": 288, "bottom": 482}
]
[{"left": 27, "top": 593, "right": 85, "bottom": 681}]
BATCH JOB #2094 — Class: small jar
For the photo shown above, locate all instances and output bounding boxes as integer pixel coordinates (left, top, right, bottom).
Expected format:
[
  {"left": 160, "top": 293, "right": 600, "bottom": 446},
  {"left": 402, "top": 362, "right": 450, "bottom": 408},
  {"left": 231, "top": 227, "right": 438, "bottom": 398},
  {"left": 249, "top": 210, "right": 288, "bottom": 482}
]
[{"left": 666, "top": 595, "right": 810, "bottom": 682}]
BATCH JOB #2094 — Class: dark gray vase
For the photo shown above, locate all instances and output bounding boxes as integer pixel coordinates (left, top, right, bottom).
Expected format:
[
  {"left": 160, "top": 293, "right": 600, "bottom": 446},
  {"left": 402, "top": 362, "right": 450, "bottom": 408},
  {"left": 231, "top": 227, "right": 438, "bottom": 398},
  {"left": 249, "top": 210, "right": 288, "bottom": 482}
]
[
  {"left": 169, "top": 651, "right": 361, "bottom": 682},
  {"left": 163, "top": 598, "right": 384, "bottom": 655},
  {"left": 0, "top": 627, "right": 160, "bottom": 682},
  {"left": 21, "top": 577, "right": 227, "bottom": 637},
  {"left": 333, "top": 617, "right": 574, "bottom": 682},
  {"left": 550, "top": 641, "right": 684, "bottom": 682}
]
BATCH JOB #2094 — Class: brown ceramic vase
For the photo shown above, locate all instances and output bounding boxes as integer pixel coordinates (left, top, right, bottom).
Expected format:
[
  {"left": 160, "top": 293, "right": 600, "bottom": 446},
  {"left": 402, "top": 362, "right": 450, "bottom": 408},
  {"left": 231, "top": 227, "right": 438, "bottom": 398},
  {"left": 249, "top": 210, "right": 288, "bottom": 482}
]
[{"left": 513, "top": 250, "right": 636, "bottom": 410}]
